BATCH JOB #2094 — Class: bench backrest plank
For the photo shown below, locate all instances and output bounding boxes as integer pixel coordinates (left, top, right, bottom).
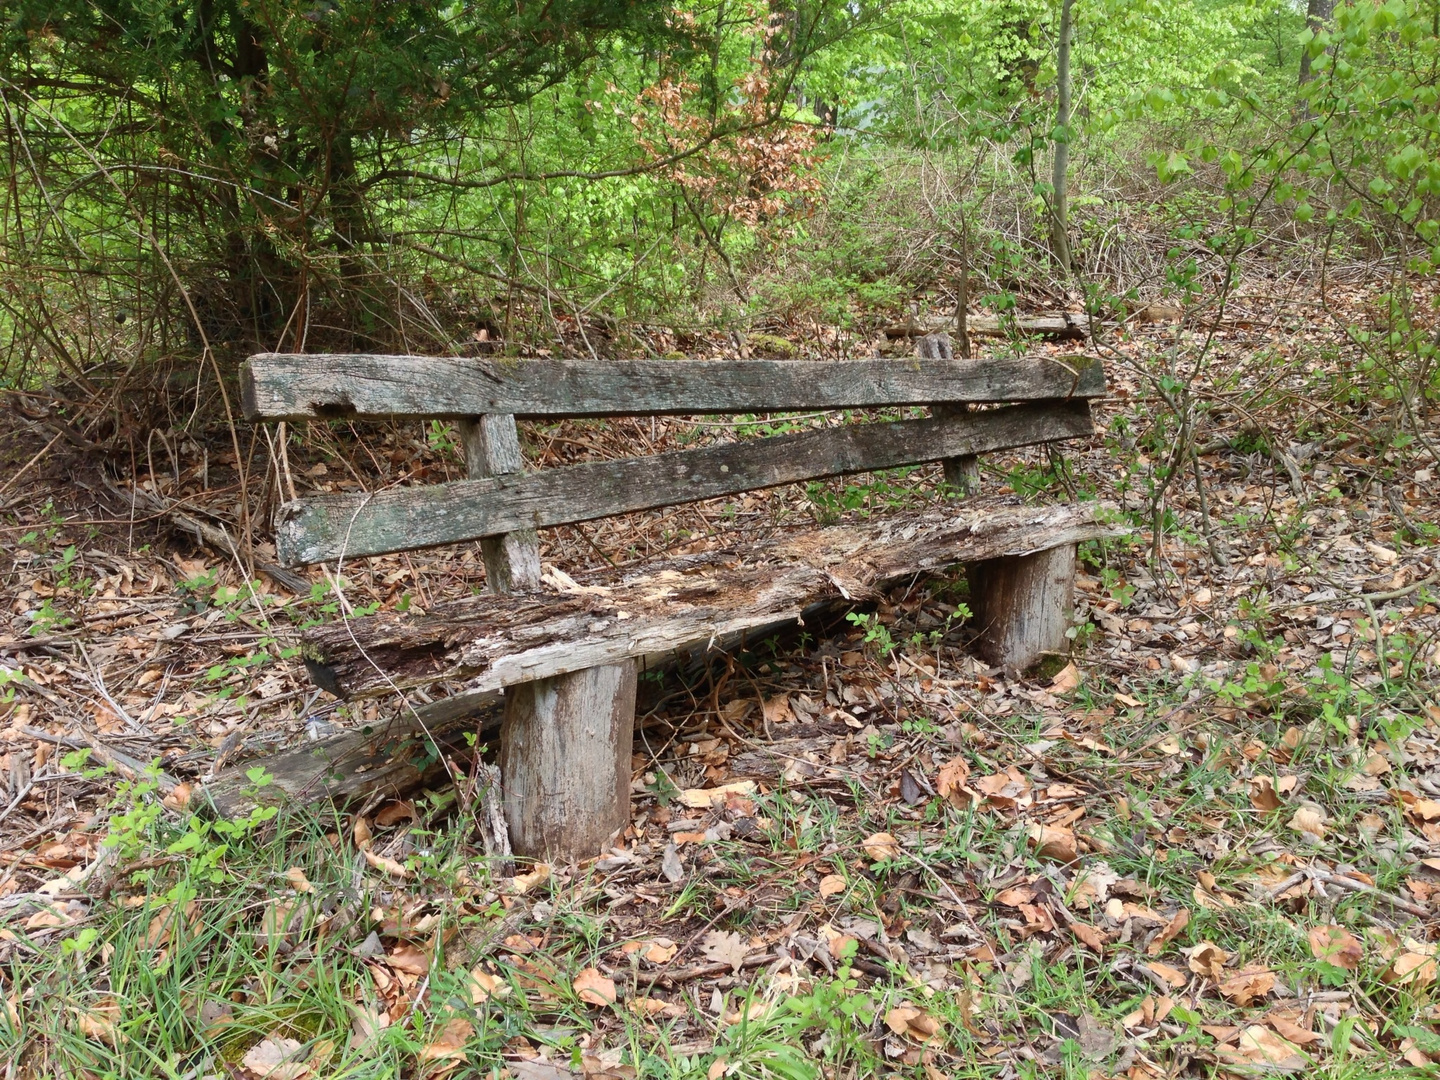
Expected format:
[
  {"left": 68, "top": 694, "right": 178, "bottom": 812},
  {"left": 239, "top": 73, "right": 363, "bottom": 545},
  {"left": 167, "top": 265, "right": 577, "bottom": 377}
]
[
  {"left": 242, "top": 353, "right": 1104, "bottom": 421},
  {"left": 274, "top": 398, "right": 1093, "bottom": 566}
]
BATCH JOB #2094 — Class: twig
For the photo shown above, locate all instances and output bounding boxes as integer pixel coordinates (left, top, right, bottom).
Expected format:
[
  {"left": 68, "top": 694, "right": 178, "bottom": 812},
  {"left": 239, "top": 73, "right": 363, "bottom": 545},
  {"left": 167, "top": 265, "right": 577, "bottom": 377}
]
[
  {"left": 1314, "top": 869, "right": 1429, "bottom": 919},
  {"left": 637, "top": 950, "right": 778, "bottom": 988},
  {"left": 1363, "top": 570, "right": 1439, "bottom": 603}
]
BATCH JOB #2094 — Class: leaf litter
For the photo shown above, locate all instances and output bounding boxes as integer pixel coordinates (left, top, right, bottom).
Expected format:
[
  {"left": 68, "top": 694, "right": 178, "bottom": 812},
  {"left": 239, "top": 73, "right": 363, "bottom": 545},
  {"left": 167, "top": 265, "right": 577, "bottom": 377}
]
[{"left": 0, "top": 286, "right": 1435, "bottom": 1076}]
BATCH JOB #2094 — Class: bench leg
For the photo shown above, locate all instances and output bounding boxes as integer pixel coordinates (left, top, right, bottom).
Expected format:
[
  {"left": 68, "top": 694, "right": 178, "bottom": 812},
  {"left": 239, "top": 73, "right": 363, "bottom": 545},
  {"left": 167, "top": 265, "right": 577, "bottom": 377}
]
[
  {"left": 968, "top": 543, "right": 1076, "bottom": 673},
  {"left": 499, "top": 660, "right": 637, "bottom": 860}
]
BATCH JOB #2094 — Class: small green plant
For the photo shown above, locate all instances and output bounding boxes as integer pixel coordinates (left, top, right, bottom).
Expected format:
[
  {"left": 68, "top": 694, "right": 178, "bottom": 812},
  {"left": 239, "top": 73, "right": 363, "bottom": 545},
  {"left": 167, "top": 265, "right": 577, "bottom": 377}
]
[
  {"left": 28, "top": 597, "right": 73, "bottom": 636},
  {"left": 845, "top": 610, "right": 896, "bottom": 657},
  {"left": 427, "top": 420, "right": 458, "bottom": 455}
]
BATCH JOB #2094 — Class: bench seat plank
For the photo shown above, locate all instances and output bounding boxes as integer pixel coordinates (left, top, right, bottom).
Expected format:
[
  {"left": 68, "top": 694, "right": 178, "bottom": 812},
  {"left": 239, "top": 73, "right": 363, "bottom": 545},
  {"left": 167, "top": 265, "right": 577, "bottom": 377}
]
[
  {"left": 301, "top": 498, "right": 1111, "bottom": 700},
  {"left": 242, "top": 353, "right": 1104, "bottom": 421},
  {"left": 276, "top": 399, "right": 1094, "bottom": 565}
]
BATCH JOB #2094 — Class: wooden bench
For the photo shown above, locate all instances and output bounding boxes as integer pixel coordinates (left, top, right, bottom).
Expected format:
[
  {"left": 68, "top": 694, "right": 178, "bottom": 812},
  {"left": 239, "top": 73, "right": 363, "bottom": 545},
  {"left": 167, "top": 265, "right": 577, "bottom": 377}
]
[{"left": 238, "top": 338, "right": 1108, "bottom": 860}]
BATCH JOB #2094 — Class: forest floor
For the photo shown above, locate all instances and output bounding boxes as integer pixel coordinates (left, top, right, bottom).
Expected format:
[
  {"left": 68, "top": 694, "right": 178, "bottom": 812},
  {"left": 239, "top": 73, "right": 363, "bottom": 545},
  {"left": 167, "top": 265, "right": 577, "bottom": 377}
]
[{"left": 0, "top": 277, "right": 1437, "bottom": 1079}]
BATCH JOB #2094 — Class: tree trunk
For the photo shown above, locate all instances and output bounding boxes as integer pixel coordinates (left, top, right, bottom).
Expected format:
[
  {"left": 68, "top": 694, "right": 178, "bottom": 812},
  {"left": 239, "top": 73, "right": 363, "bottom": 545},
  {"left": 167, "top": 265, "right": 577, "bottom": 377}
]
[
  {"left": 1298, "top": 0, "right": 1336, "bottom": 85},
  {"left": 1049, "top": 0, "right": 1076, "bottom": 276}
]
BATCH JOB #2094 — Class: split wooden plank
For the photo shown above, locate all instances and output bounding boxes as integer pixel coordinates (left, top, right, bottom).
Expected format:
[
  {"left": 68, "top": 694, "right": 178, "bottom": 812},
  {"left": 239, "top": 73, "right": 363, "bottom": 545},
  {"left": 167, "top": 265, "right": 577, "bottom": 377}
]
[
  {"left": 241, "top": 353, "right": 1104, "bottom": 421},
  {"left": 300, "top": 499, "right": 1111, "bottom": 700},
  {"left": 884, "top": 313, "right": 1092, "bottom": 340},
  {"left": 275, "top": 399, "right": 1095, "bottom": 565},
  {"left": 200, "top": 689, "right": 500, "bottom": 818}
]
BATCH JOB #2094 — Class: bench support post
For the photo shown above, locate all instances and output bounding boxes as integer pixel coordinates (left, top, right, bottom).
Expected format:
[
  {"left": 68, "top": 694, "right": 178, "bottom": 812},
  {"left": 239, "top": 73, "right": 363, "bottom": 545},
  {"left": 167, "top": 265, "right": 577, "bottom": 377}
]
[
  {"left": 460, "top": 414, "right": 635, "bottom": 862},
  {"left": 498, "top": 662, "right": 637, "bottom": 858},
  {"left": 968, "top": 543, "right": 1076, "bottom": 673}
]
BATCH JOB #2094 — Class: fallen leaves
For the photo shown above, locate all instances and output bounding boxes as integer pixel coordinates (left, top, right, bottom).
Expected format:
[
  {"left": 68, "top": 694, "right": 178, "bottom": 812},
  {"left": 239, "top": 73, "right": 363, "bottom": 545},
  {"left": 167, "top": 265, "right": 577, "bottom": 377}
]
[
  {"left": 1145, "top": 908, "right": 1190, "bottom": 956},
  {"left": 861, "top": 831, "right": 901, "bottom": 862},
  {"left": 701, "top": 930, "right": 748, "bottom": 974},
  {"left": 884, "top": 1004, "right": 944, "bottom": 1044},
  {"left": 241, "top": 1036, "right": 311, "bottom": 1080},
  {"left": 1026, "top": 822, "right": 1079, "bottom": 864},
  {"left": 1308, "top": 924, "right": 1363, "bottom": 970},
  {"left": 677, "top": 781, "right": 756, "bottom": 808},
  {"left": 1217, "top": 966, "right": 1276, "bottom": 1007},
  {"left": 572, "top": 968, "right": 617, "bottom": 1006},
  {"left": 1287, "top": 804, "right": 1328, "bottom": 840},
  {"left": 418, "top": 1017, "right": 473, "bottom": 1070}
]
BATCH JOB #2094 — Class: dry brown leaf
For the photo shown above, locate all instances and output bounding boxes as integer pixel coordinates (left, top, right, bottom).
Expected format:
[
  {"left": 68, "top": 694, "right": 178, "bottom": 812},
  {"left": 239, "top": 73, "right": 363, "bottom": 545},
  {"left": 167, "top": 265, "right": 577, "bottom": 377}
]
[
  {"left": 818, "top": 874, "right": 846, "bottom": 898},
  {"left": 884, "top": 1005, "right": 944, "bottom": 1044},
  {"left": 1222, "top": 1025, "right": 1307, "bottom": 1071},
  {"left": 284, "top": 867, "right": 314, "bottom": 894},
  {"left": 1144, "top": 961, "right": 1187, "bottom": 989},
  {"left": 1268, "top": 1015, "right": 1323, "bottom": 1046},
  {"left": 1026, "top": 823, "right": 1079, "bottom": 864},
  {"left": 935, "top": 756, "right": 973, "bottom": 807},
  {"left": 1385, "top": 951, "right": 1438, "bottom": 987},
  {"left": 678, "top": 781, "right": 756, "bottom": 808},
  {"left": 994, "top": 886, "right": 1036, "bottom": 906},
  {"left": 629, "top": 997, "right": 684, "bottom": 1018},
  {"left": 761, "top": 696, "right": 794, "bottom": 725},
  {"left": 1049, "top": 662, "right": 1080, "bottom": 694},
  {"left": 861, "top": 831, "right": 901, "bottom": 862},
  {"left": 76, "top": 999, "right": 120, "bottom": 1045},
  {"left": 1287, "top": 805, "right": 1327, "bottom": 839},
  {"left": 352, "top": 816, "right": 373, "bottom": 849},
  {"left": 1250, "top": 777, "right": 1282, "bottom": 812},
  {"left": 25, "top": 902, "right": 80, "bottom": 930},
  {"left": 162, "top": 782, "right": 192, "bottom": 811},
  {"left": 972, "top": 767, "right": 1033, "bottom": 811},
  {"left": 1308, "top": 925, "right": 1363, "bottom": 971},
  {"left": 1186, "top": 941, "right": 1229, "bottom": 979},
  {"left": 348, "top": 1004, "right": 389, "bottom": 1054},
  {"left": 722, "top": 1000, "right": 772, "bottom": 1026},
  {"left": 1145, "top": 909, "right": 1190, "bottom": 956},
  {"left": 511, "top": 863, "right": 551, "bottom": 894},
  {"left": 388, "top": 944, "right": 430, "bottom": 977},
  {"left": 464, "top": 967, "right": 511, "bottom": 1004},
  {"left": 1071, "top": 922, "right": 1107, "bottom": 953},
  {"left": 701, "top": 929, "right": 748, "bottom": 973},
  {"left": 573, "top": 968, "right": 617, "bottom": 1006},
  {"left": 419, "top": 1017, "right": 473, "bottom": 1066},
  {"left": 1218, "top": 965, "right": 1275, "bottom": 1006},
  {"left": 363, "top": 849, "right": 409, "bottom": 878},
  {"left": 375, "top": 800, "right": 418, "bottom": 827},
  {"left": 241, "top": 1036, "right": 312, "bottom": 1080}
]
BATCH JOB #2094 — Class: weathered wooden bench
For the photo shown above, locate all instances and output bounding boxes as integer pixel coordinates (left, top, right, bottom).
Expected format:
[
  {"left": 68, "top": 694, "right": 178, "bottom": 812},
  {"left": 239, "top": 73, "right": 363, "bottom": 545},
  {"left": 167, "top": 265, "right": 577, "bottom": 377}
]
[{"left": 238, "top": 339, "right": 1107, "bottom": 860}]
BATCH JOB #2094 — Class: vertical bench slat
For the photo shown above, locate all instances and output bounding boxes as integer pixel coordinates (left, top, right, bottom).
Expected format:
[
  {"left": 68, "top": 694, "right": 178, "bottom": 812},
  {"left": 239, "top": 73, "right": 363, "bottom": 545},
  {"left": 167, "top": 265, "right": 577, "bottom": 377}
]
[
  {"left": 460, "top": 412, "right": 635, "bottom": 860},
  {"left": 919, "top": 334, "right": 983, "bottom": 496},
  {"left": 459, "top": 415, "right": 541, "bottom": 592}
]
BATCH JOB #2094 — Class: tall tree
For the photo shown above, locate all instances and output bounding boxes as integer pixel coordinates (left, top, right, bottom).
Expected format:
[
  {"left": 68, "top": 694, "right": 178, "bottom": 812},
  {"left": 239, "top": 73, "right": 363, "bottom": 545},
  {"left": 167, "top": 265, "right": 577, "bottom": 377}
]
[{"left": 1049, "top": 0, "right": 1076, "bottom": 275}]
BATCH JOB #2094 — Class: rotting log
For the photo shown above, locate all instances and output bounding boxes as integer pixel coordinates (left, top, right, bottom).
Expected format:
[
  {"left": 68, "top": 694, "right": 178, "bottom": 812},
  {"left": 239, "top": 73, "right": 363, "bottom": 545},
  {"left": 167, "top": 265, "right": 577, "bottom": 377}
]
[
  {"left": 240, "top": 353, "right": 1103, "bottom": 421},
  {"left": 275, "top": 399, "right": 1095, "bottom": 565},
  {"left": 968, "top": 544, "right": 1078, "bottom": 673},
  {"left": 300, "top": 499, "right": 1112, "bottom": 702},
  {"left": 200, "top": 689, "right": 500, "bottom": 818}
]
